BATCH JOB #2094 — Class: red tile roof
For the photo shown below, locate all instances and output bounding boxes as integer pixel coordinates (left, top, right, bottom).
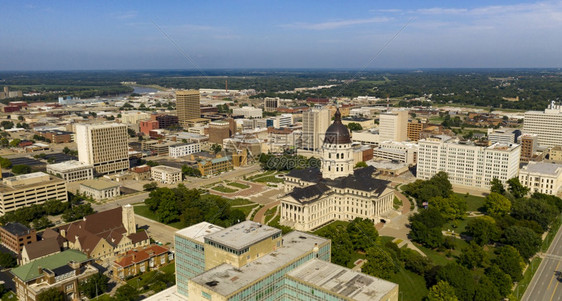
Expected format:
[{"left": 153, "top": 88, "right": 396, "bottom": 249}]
[{"left": 114, "top": 244, "right": 169, "bottom": 268}]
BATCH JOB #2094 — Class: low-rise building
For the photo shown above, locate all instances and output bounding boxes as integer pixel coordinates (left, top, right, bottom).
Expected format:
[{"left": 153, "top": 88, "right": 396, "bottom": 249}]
[
  {"left": 112, "top": 245, "right": 173, "bottom": 280},
  {"left": 151, "top": 165, "right": 182, "bottom": 184},
  {"left": 0, "top": 172, "right": 67, "bottom": 216},
  {"left": 131, "top": 165, "right": 151, "bottom": 181},
  {"left": 372, "top": 141, "right": 418, "bottom": 165},
  {"left": 46, "top": 160, "right": 94, "bottom": 182},
  {"left": 34, "top": 130, "right": 73, "bottom": 143},
  {"left": 169, "top": 143, "right": 201, "bottom": 158},
  {"left": 0, "top": 222, "right": 37, "bottom": 254},
  {"left": 79, "top": 179, "right": 120, "bottom": 200},
  {"left": 11, "top": 250, "right": 98, "bottom": 301},
  {"left": 20, "top": 238, "right": 61, "bottom": 265},
  {"left": 519, "top": 162, "right": 562, "bottom": 195},
  {"left": 197, "top": 156, "right": 232, "bottom": 176}
]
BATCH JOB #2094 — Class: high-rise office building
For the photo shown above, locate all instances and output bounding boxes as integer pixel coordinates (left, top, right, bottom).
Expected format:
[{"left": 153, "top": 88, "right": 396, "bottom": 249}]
[
  {"left": 176, "top": 90, "right": 201, "bottom": 127},
  {"left": 524, "top": 101, "right": 562, "bottom": 147},
  {"left": 407, "top": 119, "right": 425, "bottom": 141},
  {"left": 519, "top": 133, "right": 538, "bottom": 162},
  {"left": 379, "top": 110, "right": 408, "bottom": 142},
  {"left": 75, "top": 123, "right": 129, "bottom": 175},
  {"left": 417, "top": 136, "right": 520, "bottom": 189},
  {"left": 301, "top": 107, "right": 330, "bottom": 151}
]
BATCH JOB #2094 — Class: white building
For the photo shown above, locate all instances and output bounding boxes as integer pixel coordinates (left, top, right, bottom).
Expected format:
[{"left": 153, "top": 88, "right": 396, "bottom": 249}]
[
  {"left": 379, "top": 109, "right": 408, "bottom": 142},
  {"left": 417, "top": 136, "right": 521, "bottom": 189},
  {"left": 281, "top": 109, "right": 394, "bottom": 231},
  {"left": 151, "top": 166, "right": 182, "bottom": 184},
  {"left": 266, "top": 114, "right": 293, "bottom": 129},
  {"left": 372, "top": 141, "right": 418, "bottom": 165},
  {"left": 488, "top": 128, "right": 519, "bottom": 144},
  {"left": 352, "top": 130, "right": 380, "bottom": 146},
  {"left": 524, "top": 101, "right": 562, "bottom": 147},
  {"left": 232, "top": 106, "right": 263, "bottom": 118},
  {"left": 46, "top": 161, "right": 94, "bottom": 182},
  {"left": 519, "top": 162, "right": 562, "bottom": 196},
  {"left": 79, "top": 179, "right": 120, "bottom": 200},
  {"left": 75, "top": 123, "right": 129, "bottom": 175},
  {"left": 301, "top": 107, "right": 331, "bottom": 151},
  {"left": 169, "top": 143, "right": 201, "bottom": 158}
]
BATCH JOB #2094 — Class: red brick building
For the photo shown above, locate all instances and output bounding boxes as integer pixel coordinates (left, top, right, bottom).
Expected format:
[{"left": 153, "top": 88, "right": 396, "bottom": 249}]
[
  {"left": 0, "top": 223, "right": 37, "bottom": 254},
  {"left": 140, "top": 120, "right": 159, "bottom": 136}
]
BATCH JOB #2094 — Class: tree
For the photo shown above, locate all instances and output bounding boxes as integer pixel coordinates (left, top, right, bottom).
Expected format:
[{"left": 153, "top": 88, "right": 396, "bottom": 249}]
[
  {"left": 503, "top": 225, "right": 541, "bottom": 259},
  {"left": 493, "top": 245, "right": 524, "bottom": 282},
  {"left": 354, "top": 161, "right": 368, "bottom": 169},
  {"left": 182, "top": 165, "right": 202, "bottom": 177},
  {"left": 156, "top": 198, "right": 180, "bottom": 224},
  {"left": 62, "top": 203, "right": 94, "bottom": 222},
  {"left": 428, "top": 281, "right": 458, "bottom": 301},
  {"left": 436, "top": 263, "right": 475, "bottom": 301},
  {"left": 211, "top": 144, "right": 222, "bottom": 154},
  {"left": 79, "top": 273, "right": 109, "bottom": 298},
  {"left": 490, "top": 178, "right": 506, "bottom": 195},
  {"left": 473, "top": 274, "right": 501, "bottom": 301},
  {"left": 9, "top": 138, "right": 21, "bottom": 147},
  {"left": 362, "top": 247, "right": 397, "bottom": 280},
  {"left": 346, "top": 218, "right": 378, "bottom": 251},
  {"left": 409, "top": 208, "right": 446, "bottom": 248},
  {"left": 429, "top": 194, "right": 467, "bottom": 220},
  {"left": 0, "top": 121, "right": 14, "bottom": 130},
  {"left": 44, "top": 199, "right": 68, "bottom": 215},
  {"left": 316, "top": 225, "right": 353, "bottom": 267},
  {"left": 486, "top": 265, "right": 513, "bottom": 297},
  {"left": 465, "top": 216, "right": 500, "bottom": 245},
  {"left": 507, "top": 177, "right": 530, "bottom": 199},
  {"left": 458, "top": 242, "right": 489, "bottom": 269},
  {"left": 0, "top": 138, "right": 8, "bottom": 148},
  {"left": 511, "top": 197, "right": 558, "bottom": 231},
  {"left": 114, "top": 284, "right": 139, "bottom": 301},
  {"left": 143, "top": 182, "right": 158, "bottom": 191},
  {"left": 347, "top": 122, "right": 363, "bottom": 131},
  {"left": 11, "top": 164, "right": 32, "bottom": 175},
  {"left": 483, "top": 192, "right": 511, "bottom": 216},
  {"left": 0, "top": 157, "right": 11, "bottom": 168},
  {"left": 401, "top": 248, "right": 433, "bottom": 276},
  {"left": 0, "top": 252, "right": 16, "bottom": 268},
  {"left": 127, "top": 128, "right": 136, "bottom": 138},
  {"left": 62, "top": 146, "right": 71, "bottom": 154},
  {"left": 33, "top": 216, "right": 53, "bottom": 229},
  {"left": 37, "top": 287, "right": 65, "bottom": 301}
]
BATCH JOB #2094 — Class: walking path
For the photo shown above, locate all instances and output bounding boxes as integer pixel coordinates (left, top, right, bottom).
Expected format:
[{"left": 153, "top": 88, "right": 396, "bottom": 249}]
[{"left": 253, "top": 200, "right": 280, "bottom": 224}]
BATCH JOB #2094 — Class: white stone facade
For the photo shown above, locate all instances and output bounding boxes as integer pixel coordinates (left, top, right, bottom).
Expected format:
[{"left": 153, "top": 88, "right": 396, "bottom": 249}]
[
  {"left": 524, "top": 101, "right": 562, "bottom": 147},
  {"left": 151, "top": 166, "right": 182, "bottom": 184},
  {"left": 46, "top": 160, "right": 94, "bottom": 182},
  {"left": 519, "top": 162, "right": 562, "bottom": 196},
  {"left": 168, "top": 143, "right": 201, "bottom": 158}
]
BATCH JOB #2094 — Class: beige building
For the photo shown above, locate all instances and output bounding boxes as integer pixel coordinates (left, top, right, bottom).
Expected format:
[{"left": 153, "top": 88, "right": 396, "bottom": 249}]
[
  {"left": 121, "top": 111, "right": 150, "bottom": 124},
  {"left": 46, "top": 160, "right": 94, "bottom": 182},
  {"left": 301, "top": 107, "right": 331, "bottom": 151},
  {"left": 524, "top": 101, "right": 562, "bottom": 147},
  {"left": 151, "top": 165, "right": 182, "bottom": 184},
  {"left": 372, "top": 141, "right": 418, "bottom": 165},
  {"left": 417, "top": 136, "right": 521, "bottom": 189},
  {"left": 550, "top": 146, "right": 562, "bottom": 163},
  {"left": 0, "top": 172, "right": 67, "bottom": 216},
  {"left": 79, "top": 179, "right": 120, "bottom": 200},
  {"left": 379, "top": 109, "right": 408, "bottom": 142},
  {"left": 282, "top": 109, "right": 395, "bottom": 231},
  {"left": 176, "top": 90, "right": 201, "bottom": 127},
  {"left": 75, "top": 123, "right": 129, "bottom": 175},
  {"left": 519, "top": 162, "right": 562, "bottom": 196}
]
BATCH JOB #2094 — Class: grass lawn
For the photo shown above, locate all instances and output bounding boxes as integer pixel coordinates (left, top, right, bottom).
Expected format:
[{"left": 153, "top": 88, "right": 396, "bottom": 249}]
[
  {"left": 347, "top": 251, "right": 366, "bottom": 269},
  {"left": 312, "top": 220, "right": 350, "bottom": 235},
  {"left": 159, "top": 263, "right": 175, "bottom": 275},
  {"left": 134, "top": 205, "right": 182, "bottom": 229},
  {"left": 443, "top": 217, "right": 474, "bottom": 235},
  {"left": 229, "top": 198, "right": 255, "bottom": 206},
  {"left": 248, "top": 170, "right": 275, "bottom": 180},
  {"left": 127, "top": 270, "right": 159, "bottom": 292},
  {"left": 454, "top": 192, "right": 486, "bottom": 212},
  {"left": 514, "top": 257, "right": 542, "bottom": 300},
  {"left": 390, "top": 268, "right": 429, "bottom": 301},
  {"left": 211, "top": 185, "right": 238, "bottom": 193},
  {"left": 237, "top": 204, "right": 260, "bottom": 217},
  {"left": 91, "top": 295, "right": 113, "bottom": 301},
  {"left": 227, "top": 182, "right": 250, "bottom": 189},
  {"left": 252, "top": 175, "right": 284, "bottom": 183},
  {"left": 393, "top": 196, "right": 402, "bottom": 210},
  {"left": 414, "top": 238, "right": 469, "bottom": 266}
]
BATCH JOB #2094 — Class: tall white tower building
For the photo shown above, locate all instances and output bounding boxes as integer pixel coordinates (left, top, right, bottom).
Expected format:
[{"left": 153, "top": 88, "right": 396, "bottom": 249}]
[
  {"left": 524, "top": 101, "right": 562, "bottom": 147},
  {"left": 379, "top": 110, "right": 408, "bottom": 142},
  {"left": 321, "top": 109, "right": 354, "bottom": 179},
  {"left": 301, "top": 107, "right": 331, "bottom": 151},
  {"left": 75, "top": 123, "right": 129, "bottom": 175}
]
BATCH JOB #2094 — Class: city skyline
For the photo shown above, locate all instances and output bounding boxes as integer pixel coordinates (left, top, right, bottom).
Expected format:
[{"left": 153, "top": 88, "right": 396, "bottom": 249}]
[{"left": 1, "top": 0, "right": 562, "bottom": 70}]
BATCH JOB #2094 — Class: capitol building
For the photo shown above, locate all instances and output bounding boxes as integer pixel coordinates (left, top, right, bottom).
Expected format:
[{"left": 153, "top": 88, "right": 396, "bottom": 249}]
[{"left": 281, "top": 109, "right": 395, "bottom": 231}]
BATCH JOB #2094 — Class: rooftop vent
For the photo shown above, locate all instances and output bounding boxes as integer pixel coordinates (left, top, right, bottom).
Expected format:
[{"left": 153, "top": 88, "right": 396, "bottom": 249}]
[{"left": 206, "top": 280, "right": 219, "bottom": 287}]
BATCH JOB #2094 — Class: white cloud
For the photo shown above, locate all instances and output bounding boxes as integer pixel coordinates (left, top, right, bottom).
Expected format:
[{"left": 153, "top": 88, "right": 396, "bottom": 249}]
[
  {"left": 113, "top": 10, "right": 138, "bottom": 20},
  {"left": 282, "top": 17, "right": 391, "bottom": 30}
]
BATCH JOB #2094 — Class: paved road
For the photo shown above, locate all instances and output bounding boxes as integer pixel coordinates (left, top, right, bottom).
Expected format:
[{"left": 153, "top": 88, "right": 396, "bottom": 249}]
[
  {"left": 522, "top": 220, "right": 562, "bottom": 301},
  {"left": 135, "top": 214, "right": 178, "bottom": 249}
]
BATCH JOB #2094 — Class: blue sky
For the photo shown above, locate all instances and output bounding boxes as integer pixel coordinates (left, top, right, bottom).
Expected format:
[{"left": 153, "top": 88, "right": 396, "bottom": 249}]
[{"left": 1, "top": 0, "right": 562, "bottom": 70}]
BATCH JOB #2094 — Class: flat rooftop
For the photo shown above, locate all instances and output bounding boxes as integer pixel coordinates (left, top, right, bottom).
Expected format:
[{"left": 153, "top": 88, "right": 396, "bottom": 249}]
[
  {"left": 175, "top": 222, "right": 224, "bottom": 244},
  {"left": 287, "top": 259, "right": 398, "bottom": 301},
  {"left": 1, "top": 172, "right": 64, "bottom": 192},
  {"left": 80, "top": 179, "right": 120, "bottom": 190},
  {"left": 190, "top": 231, "right": 329, "bottom": 297},
  {"left": 152, "top": 165, "right": 182, "bottom": 173},
  {"left": 522, "top": 162, "right": 562, "bottom": 175},
  {"left": 47, "top": 160, "right": 92, "bottom": 172},
  {"left": 204, "top": 221, "right": 281, "bottom": 251}
]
